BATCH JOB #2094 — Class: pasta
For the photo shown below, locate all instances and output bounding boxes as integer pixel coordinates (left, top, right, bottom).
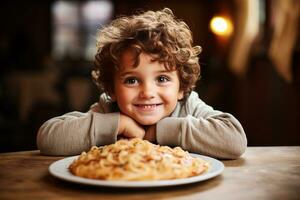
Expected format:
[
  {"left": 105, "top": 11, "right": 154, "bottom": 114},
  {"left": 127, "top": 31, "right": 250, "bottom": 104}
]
[{"left": 69, "top": 138, "right": 209, "bottom": 181}]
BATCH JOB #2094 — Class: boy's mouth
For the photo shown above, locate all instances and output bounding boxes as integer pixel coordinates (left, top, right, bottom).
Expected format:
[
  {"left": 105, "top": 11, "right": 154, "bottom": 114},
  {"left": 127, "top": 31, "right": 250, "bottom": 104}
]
[{"left": 133, "top": 103, "right": 163, "bottom": 111}]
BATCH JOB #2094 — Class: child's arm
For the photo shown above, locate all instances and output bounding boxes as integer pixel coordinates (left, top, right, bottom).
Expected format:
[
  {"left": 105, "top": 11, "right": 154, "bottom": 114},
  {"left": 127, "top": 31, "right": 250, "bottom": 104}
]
[
  {"left": 156, "top": 92, "right": 247, "bottom": 159},
  {"left": 37, "top": 111, "right": 145, "bottom": 156},
  {"left": 37, "top": 111, "right": 119, "bottom": 156},
  {"left": 37, "top": 91, "right": 146, "bottom": 156}
]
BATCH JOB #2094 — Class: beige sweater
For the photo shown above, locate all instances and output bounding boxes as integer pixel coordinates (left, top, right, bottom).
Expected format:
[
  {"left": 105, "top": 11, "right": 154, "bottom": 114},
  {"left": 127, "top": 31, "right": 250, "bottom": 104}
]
[{"left": 37, "top": 91, "right": 247, "bottom": 159}]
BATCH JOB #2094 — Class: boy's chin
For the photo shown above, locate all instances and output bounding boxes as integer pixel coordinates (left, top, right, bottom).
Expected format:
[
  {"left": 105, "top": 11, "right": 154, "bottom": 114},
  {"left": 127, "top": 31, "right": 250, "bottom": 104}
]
[{"left": 135, "top": 118, "right": 160, "bottom": 126}]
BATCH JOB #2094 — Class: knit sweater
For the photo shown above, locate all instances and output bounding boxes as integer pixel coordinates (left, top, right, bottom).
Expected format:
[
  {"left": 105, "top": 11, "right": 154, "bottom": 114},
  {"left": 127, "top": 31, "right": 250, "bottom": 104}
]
[{"left": 37, "top": 91, "right": 247, "bottom": 159}]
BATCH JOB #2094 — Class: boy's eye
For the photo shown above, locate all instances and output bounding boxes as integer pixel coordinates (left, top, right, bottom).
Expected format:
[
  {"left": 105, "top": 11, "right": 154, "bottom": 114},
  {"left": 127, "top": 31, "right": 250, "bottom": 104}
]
[
  {"left": 157, "top": 75, "right": 170, "bottom": 83},
  {"left": 124, "top": 77, "right": 138, "bottom": 85}
]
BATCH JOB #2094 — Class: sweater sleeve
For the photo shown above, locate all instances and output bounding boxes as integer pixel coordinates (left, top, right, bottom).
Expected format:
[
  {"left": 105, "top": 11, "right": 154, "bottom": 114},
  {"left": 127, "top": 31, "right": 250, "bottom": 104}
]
[
  {"left": 37, "top": 99, "right": 120, "bottom": 156},
  {"left": 156, "top": 92, "right": 247, "bottom": 159}
]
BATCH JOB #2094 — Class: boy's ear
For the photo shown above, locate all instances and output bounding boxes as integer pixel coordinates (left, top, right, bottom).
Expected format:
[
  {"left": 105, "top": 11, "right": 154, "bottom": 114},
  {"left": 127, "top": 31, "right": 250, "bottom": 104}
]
[{"left": 177, "top": 90, "right": 184, "bottom": 100}]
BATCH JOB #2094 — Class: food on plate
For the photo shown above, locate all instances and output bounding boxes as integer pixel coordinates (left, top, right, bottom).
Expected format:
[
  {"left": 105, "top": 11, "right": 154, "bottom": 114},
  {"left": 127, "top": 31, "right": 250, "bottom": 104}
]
[{"left": 69, "top": 138, "right": 209, "bottom": 181}]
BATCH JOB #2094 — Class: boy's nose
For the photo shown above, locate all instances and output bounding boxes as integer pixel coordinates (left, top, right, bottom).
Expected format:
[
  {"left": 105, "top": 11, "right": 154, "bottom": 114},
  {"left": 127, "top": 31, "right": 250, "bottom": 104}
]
[{"left": 139, "top": 83, "right": 155, "bottom": 99}]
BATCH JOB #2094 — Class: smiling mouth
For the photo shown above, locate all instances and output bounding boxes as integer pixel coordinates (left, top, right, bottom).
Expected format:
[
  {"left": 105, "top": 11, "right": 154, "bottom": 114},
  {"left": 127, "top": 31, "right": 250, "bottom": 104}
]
[{"left": 134, "top": 103, "right": 163, "bottom": 110}]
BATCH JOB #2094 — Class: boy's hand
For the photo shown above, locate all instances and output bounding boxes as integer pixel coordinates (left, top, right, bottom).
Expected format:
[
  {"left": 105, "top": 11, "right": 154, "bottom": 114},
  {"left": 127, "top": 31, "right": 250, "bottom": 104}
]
[
  {"left": 118, "top": 114, "right": 145, "bottom": 139},
  {"left": 144, "top": 124, "right": 157, "bottom": 143}
]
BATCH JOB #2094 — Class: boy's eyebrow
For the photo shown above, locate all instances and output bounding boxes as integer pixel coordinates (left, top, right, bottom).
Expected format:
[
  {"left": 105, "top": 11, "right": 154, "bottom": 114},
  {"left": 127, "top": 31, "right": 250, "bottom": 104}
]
[
  {"left": 156, "top": 69, "right": 175, "bottom": 73},
  {"left": 119, "top": 69, "right": 175, "bottom": 78},
  {"left": 119, "top": 71, "right": 136, "bottom": 78}
]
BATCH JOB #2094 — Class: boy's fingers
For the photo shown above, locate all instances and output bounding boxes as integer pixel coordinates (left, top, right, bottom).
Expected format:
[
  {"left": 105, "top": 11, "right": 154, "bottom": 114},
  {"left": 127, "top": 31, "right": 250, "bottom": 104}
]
[
  {"left": 137, "top": 130, "right": 145, "bottom": 138},
  {"left": 122, "top": 126, "right": 145, "bottom": 139},
  {"left": 129, "top": 128, "right": 145, "bottom": 139}
]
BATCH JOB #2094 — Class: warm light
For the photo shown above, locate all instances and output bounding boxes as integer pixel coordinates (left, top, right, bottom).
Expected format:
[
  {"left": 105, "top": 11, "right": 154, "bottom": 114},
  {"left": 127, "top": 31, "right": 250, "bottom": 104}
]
[{"left": 210, "top": 16, "right": 233, "bottom": 36}]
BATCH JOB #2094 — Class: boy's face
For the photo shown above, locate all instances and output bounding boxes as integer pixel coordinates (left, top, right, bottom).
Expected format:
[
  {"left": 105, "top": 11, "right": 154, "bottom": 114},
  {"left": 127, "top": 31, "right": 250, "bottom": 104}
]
[{"left": 111, "top": 49, "right": 183, "bottom": 125}]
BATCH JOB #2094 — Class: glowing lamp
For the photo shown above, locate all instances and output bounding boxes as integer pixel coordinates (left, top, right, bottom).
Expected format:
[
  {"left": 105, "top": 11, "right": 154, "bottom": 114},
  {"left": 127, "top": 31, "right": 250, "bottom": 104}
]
[{"left": 210, "top": 16, "right": 233, "bottom": 36}]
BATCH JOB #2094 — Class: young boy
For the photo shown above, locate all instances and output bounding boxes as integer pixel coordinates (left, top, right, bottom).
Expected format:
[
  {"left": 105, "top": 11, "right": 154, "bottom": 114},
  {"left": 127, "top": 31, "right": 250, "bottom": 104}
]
[{"left": 37, "top": 8, "right": 247, "bottom": 159}]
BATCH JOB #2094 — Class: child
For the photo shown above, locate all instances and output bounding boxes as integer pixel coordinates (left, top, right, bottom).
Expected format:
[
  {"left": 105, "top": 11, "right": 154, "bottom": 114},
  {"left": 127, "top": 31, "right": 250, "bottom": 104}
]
[{"left": 37, "top": 8, "right": 247, "bottom": 159}]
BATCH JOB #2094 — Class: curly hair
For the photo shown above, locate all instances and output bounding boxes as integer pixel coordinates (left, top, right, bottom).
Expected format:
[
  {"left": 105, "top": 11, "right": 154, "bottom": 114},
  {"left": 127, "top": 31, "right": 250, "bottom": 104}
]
[{"left": 92, "top": 8, "right": 201, "bottom": 99}]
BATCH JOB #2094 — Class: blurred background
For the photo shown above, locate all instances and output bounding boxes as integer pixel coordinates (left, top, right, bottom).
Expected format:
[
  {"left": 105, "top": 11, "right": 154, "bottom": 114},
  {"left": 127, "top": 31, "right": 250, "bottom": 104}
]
[{"left": 0, "top": 0, "right": 299, "bottom": 152}]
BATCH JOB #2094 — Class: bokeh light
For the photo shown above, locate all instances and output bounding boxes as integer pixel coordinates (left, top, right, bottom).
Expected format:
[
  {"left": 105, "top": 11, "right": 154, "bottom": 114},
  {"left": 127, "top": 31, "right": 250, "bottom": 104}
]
[{"left": 210, "top": 16, "right": 233, "bottom": 36}]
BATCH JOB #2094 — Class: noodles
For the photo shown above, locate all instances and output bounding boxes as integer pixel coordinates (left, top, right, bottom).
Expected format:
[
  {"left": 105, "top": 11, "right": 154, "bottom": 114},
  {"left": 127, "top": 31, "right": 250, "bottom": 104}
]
[{"left": 69, "top": 138, "right": 209, "bottom": 181}]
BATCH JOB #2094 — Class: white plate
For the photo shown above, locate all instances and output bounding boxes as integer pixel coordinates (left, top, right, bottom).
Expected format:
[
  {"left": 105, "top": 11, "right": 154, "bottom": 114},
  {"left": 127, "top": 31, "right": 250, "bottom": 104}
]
[{"left": 49, "top": 153, "right": 224, "bottom": 188}]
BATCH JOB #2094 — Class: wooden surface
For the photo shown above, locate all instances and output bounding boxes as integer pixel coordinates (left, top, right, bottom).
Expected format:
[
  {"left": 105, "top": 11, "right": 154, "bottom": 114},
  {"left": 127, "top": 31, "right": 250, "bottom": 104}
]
[{"left": 0, "top": 147, "right": 300, "bottom": 200}]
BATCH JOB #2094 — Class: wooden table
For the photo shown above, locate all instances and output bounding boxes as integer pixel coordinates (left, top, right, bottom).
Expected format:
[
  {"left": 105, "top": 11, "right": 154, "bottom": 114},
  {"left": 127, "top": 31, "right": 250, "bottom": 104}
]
[{"left": 0, "top": 147, "right": 299, "bottom": 200}]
